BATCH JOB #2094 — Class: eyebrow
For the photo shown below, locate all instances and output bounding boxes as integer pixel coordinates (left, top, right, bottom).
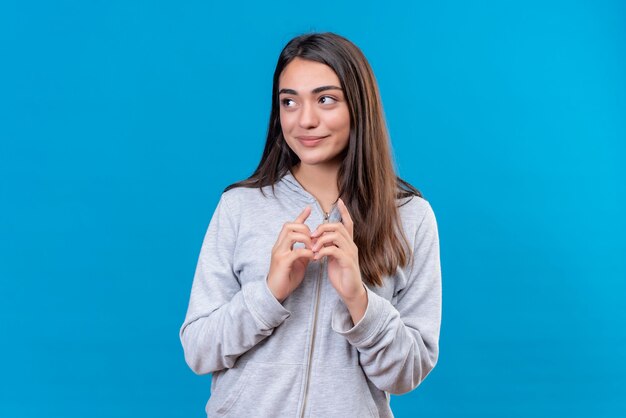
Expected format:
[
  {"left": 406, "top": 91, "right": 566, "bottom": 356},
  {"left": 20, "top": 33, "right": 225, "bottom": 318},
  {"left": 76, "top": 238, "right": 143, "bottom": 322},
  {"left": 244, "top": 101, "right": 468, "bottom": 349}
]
[{"left": 278, "top": 85, "right": 343, "bottom": 95}]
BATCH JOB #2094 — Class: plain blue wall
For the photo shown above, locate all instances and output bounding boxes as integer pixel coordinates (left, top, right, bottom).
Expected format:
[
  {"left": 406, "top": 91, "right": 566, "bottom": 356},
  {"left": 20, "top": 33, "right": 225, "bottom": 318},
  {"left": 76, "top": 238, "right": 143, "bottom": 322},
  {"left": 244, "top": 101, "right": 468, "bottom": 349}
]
[{"left": 1, "top": 1, "right": 625, "bottom": 417}]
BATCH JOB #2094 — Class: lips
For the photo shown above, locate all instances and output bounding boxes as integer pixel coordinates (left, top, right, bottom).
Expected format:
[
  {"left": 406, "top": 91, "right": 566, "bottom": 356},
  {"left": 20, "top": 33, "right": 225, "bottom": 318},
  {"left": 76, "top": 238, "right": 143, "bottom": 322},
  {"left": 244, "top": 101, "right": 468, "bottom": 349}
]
[{"left": 296, "top": 135, "right": 328, "bottom": 147}]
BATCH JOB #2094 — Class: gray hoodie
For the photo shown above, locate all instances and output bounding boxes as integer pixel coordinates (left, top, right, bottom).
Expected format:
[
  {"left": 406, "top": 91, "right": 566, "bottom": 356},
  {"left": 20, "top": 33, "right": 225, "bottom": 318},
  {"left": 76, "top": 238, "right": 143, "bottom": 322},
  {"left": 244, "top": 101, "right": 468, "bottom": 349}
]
[{"left": 179, "top": 171, "right": 442, "bottom": 417}]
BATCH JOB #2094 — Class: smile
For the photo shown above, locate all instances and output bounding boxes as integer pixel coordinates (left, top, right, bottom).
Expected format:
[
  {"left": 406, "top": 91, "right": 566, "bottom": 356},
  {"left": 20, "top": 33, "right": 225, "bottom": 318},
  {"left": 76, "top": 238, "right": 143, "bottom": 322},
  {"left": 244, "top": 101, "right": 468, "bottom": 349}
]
[{"left": 296, "top": 135, "right": 328, "bottom": 147}]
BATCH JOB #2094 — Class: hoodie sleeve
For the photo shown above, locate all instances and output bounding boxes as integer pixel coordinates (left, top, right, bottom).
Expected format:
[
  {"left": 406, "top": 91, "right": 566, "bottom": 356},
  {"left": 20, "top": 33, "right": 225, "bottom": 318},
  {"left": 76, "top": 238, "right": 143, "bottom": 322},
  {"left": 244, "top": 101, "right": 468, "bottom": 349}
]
[
  {"left": 179, "top": 193, "right": 291, "bottom": 375},
  {"left": 331, "top": 201, "right": 442, "bottom": 394}
]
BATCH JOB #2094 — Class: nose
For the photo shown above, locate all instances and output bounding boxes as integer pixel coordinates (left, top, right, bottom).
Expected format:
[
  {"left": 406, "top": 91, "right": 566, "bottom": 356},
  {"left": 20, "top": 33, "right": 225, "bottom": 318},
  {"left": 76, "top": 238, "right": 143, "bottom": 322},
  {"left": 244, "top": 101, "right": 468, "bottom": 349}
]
[{"left": 298, "top": 102, "right": 319, "bottom": 129}]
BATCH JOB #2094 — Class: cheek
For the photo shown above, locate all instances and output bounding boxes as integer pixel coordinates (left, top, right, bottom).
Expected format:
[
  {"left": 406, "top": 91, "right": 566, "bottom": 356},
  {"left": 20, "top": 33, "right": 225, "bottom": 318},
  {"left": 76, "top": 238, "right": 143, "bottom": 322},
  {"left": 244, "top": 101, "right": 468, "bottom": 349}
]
[
  {"left": 325, "top": 110, "right": 350, "bottom": 131},
  {"left": 326, "top": 116, "right": 350, "bottom": 147},
  {"left": 279, "top": 111, "right": 297, "bottom": 134}
]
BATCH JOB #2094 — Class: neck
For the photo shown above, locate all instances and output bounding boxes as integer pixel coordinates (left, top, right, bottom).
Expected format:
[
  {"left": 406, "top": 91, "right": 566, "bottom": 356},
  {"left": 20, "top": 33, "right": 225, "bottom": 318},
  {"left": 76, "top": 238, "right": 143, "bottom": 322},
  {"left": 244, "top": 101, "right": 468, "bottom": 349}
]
[{"left": 291, "top": 161, "right": 340, "bottom": 213}]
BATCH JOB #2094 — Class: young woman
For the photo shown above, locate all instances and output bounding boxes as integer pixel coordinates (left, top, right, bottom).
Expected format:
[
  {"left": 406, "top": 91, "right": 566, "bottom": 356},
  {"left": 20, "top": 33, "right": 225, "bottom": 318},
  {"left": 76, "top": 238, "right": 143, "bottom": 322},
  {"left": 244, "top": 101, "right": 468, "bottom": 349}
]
[{"left": 180, "top": 32, "right": 442, "bottom": 417}]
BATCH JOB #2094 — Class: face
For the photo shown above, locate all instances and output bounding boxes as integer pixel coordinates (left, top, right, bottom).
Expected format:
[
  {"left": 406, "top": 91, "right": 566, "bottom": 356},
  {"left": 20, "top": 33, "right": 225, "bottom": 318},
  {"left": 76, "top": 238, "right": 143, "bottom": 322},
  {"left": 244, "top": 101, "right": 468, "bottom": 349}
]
[{"left": 278, "top": 58, "right": 351, "bottom": 168}]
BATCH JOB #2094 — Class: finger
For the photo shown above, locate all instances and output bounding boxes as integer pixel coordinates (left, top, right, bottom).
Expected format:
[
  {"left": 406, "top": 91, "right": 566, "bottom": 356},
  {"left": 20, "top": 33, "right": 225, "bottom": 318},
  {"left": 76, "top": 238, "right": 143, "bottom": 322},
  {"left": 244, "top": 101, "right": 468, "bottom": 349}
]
[
  {"left": 311, "top": 223, "right": 350, "bottom": 242},
  {"left": 282, "top": 231, "right": 314, "bottom": 251},
  {"left": 313, "top": 245, "right": 340, "bottom": 261},
  {"left": 275, "top": 222, "right": 311, "bottom": 248},
  {"left": 284, "top": 223, "right": 312, "bottom": 235},
  {"left": 294, "top": 205, "right": 312, "bottom": 224},
  {"left": 337, "top": 198, "right": 354, "bottom": 239},
  {"left": 310, "top": 222, "right": 336, "bottom": 237},
  {"left": 311, "top": 232, "right": 343, "bottom": 251},
  {"left": 287, "top": 248, "right": 315, "bottom": 264}
]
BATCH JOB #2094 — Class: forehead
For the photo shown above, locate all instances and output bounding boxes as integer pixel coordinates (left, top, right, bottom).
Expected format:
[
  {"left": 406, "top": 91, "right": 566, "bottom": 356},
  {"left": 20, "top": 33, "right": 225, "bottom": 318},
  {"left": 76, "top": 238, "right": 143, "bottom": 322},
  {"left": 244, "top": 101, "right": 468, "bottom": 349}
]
[{"left": 278, "top": 58, "right": 341, "bottom": 90}]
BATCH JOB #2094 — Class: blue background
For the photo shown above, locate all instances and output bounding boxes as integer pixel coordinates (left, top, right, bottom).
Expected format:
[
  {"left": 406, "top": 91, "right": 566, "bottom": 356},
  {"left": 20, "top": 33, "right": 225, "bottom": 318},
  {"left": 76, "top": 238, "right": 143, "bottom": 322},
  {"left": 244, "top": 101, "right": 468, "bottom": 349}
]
[{"left": 1, "top": 1, "right": 625, "bottom": 417}]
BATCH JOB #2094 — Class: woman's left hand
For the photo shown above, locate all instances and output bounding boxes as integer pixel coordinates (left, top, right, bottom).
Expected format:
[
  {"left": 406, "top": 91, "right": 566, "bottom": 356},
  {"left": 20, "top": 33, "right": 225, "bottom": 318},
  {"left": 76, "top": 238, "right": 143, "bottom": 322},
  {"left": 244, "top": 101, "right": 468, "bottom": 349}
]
[{"left": 311, "top": 198, "right": 368, "bottom": 322}]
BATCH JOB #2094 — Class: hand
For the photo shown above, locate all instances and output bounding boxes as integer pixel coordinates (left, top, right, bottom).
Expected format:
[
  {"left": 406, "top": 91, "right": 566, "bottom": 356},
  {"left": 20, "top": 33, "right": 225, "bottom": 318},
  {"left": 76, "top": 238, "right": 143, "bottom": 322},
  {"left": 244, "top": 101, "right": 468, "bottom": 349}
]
[
  {"left": 310, "top": 198, "right": 368, "bottom": 323},
  {"left": 267, "top": 206, "right": 316, "bottom": 302}
]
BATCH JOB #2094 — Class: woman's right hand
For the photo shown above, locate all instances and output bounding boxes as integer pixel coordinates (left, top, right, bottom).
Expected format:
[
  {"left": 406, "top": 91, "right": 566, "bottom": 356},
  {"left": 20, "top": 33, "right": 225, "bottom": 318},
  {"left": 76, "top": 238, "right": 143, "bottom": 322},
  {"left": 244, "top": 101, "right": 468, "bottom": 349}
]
[{"left": 267, "top": 206, "right": 316, "bottom": 302}]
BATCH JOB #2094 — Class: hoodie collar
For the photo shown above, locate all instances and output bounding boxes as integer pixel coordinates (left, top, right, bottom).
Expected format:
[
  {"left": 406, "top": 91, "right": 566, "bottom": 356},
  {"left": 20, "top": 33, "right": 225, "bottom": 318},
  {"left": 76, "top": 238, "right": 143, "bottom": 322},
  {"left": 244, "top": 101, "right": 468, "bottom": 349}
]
[
  {"left": 279, "top": 170, "right": 315, "bottom": 203},
  {"left": 278, "top": 170, "right": 341, "bottom": 221}
]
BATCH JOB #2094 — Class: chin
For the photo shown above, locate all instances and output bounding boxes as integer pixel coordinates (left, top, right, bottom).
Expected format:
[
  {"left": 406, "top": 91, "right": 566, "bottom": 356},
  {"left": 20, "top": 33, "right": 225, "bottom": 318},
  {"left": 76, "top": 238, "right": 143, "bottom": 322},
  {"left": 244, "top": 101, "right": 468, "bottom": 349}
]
[
  {"left": 297, "top": 155, "right": 343, "bottom": 166},
  {"left": 296, "top": 157, "right": 327, "bottom": 166},
  {"left": 287, "top": 142, "right": 345, "bottom": 166}
]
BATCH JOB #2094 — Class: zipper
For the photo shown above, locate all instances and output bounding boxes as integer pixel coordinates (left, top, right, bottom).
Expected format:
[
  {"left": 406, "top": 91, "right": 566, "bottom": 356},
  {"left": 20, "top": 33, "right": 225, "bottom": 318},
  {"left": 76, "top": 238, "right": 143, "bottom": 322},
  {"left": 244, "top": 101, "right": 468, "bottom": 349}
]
[{"left": 299, "top": 202, "right": 332, "bottom": 418}]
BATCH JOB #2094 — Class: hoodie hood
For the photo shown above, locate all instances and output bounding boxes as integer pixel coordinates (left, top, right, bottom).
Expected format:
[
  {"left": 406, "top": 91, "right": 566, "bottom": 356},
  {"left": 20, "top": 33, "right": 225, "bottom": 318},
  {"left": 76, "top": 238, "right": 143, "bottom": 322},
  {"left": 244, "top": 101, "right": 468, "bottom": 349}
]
[{"left": 277, "top": 169, "right": 342, "bottom": 222}]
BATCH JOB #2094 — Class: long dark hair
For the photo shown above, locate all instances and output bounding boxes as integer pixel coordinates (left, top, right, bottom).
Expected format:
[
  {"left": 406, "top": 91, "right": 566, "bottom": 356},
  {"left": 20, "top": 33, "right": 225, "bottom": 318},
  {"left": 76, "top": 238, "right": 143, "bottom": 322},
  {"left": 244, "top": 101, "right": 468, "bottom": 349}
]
[{"left": 225, "top": 32, "right": 422, "bottom": 286}]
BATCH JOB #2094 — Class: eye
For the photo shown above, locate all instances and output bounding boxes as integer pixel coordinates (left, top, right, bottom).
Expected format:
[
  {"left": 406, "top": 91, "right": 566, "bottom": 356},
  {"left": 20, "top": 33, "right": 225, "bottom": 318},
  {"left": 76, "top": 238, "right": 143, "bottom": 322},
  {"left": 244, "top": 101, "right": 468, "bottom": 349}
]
[
  {"left": 281, "top": 98, "right": 296, "bottom": 107},
  {"left": 319, "top": 96, "right": 337, "bottom": 105}
]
